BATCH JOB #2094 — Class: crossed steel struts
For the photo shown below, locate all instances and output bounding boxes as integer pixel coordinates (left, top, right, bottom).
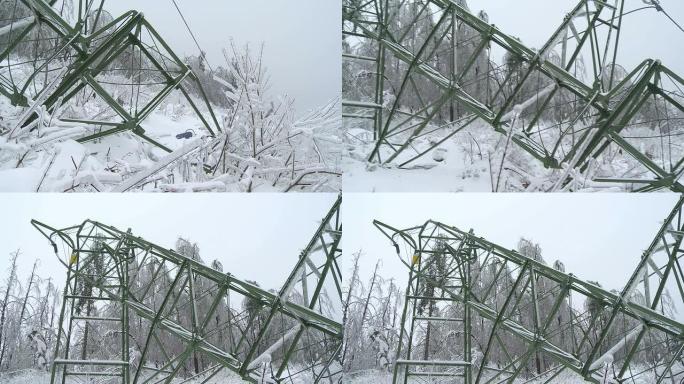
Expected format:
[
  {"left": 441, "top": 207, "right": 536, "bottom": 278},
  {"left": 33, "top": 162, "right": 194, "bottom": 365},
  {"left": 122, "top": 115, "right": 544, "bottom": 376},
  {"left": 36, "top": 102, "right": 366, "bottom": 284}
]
[
  {"left": 375, "top": 196, "right": 684, "bottom": 383},
  {"left": 343, "top": 0, "right": 684, "bottom": 192},
  {"left": 1, "top": 0, "right": 221, "bottom": 152},
  {"left": 32, "top": 195, "right": 342, "bottom": 383}
]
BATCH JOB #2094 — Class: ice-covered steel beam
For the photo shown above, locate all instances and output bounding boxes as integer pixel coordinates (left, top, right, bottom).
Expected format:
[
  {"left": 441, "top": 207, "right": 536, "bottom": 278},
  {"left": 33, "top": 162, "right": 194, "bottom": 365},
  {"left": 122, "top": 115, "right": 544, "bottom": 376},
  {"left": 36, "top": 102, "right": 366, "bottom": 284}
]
[
  {"left": 375, "top": 198, "right": 684, "bottom": 383},
  {"left": 0, "top": 0, "right": 221, "bottom": 151},
  {"left": 33, "top": 194, "right": 343, "bottom": 384},
  {"left": 0, "top": 16, "right": 34, "bottom": 37},
  {"left": 344, "top": 0, "right": 684, "bottom": 192}
]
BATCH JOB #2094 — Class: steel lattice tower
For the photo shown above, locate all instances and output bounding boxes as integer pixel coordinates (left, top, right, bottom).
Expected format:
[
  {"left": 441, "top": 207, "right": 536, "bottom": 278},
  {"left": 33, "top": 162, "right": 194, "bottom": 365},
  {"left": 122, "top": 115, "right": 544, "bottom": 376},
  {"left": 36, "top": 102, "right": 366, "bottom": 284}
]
[
  {"left": 32, "top": 195, "right": 343, "bottom": 384},
  {"left": 343, "top": 0, "right": 684, "bottom": 192},
  {"left": 375, "top": 196, "right": 684, "bottom": 383},
  {"left": 1, "top": 0, "right": 221, "bottom": 152}
]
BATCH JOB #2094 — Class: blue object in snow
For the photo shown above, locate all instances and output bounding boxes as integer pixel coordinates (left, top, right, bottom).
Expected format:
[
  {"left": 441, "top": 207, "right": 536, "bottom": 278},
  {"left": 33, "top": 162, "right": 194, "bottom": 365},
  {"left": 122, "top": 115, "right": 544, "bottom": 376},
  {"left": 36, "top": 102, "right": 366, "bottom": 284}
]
[{"left": 176, "top": 131, "right": 193, "bottom": 139}]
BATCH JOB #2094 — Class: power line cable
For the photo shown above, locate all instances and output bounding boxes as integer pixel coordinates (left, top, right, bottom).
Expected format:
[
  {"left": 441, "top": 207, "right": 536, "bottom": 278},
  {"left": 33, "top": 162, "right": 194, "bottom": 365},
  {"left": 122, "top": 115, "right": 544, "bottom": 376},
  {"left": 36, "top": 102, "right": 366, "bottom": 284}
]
[
  {"left": 170, "top": 0, "right": 215, "bottom": 72},
  {"left": 643, "top": 0, "right": 684, "bottom": 34}
]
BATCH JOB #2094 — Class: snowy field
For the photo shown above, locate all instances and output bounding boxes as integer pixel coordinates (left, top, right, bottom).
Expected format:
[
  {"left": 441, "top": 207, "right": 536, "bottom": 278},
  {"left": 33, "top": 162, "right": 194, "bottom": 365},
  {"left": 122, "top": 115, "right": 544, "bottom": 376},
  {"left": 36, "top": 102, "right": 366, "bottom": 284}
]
[
  {"left": 343, "top": 366, "right": 684, "bottom": 384},
  {"left": 344, "top": 124, "right": 495, "bottom": 192},
  {"left": 0, "top": 369, "right": 251, "bottom": 384},
  {"left": 0, "top": 366, "right": 339, "bottom": 384},
  {"left": 342, "top": 116, "right": 677, "bottom": 192},
  {"left": 0, "top": 58, "right": 342, "bottom": 193}
]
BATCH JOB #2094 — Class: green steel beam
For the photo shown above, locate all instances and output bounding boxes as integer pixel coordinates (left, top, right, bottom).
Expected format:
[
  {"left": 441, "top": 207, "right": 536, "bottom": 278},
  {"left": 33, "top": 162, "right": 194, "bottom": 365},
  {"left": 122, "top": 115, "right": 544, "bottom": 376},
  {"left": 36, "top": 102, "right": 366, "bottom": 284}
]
[
  {"left": 1, "top": 0, "right": 221, "bottom": 153},
  {"left": 32, "top": 195, "right": 343, "bottom": 384},
  {"left": 375, "top": 197, "right": 684, "bottom": 383},
  {"left": 343, "top": 0, "right": 684, "bottom": 192}
]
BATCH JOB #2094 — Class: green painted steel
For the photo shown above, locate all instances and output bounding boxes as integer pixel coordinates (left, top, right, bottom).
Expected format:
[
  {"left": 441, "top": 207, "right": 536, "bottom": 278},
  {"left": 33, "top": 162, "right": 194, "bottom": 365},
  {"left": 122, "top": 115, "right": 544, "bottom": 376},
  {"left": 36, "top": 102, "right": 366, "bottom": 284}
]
[
  {"left": 32, "top": 195, "right": 343, "bottom": 383},
  {"left": 375, "top": 196, "right": 684, "bottom": 383},
  {"left": 1, "top": 0, "right": 221, "bottom": 152},
  {"left": 343, "top": 0, "right": 684, "bottom": 191}
]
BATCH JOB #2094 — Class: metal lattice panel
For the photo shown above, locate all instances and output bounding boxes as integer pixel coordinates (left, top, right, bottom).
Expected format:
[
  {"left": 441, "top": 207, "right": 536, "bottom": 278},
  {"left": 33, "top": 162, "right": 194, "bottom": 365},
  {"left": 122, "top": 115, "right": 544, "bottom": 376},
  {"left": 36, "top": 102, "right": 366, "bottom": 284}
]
[
  {"left": 375, "top": 196, "right": 684, "bottom": 383},
  {"left": 1, "top": 0, "right": 221, "bottom": 151},
  {"left": 343, "top": 0, "right": 684, "bottom": 192},
  {"left": 33, "top": 195, "right": 343, "bottom": 383}
]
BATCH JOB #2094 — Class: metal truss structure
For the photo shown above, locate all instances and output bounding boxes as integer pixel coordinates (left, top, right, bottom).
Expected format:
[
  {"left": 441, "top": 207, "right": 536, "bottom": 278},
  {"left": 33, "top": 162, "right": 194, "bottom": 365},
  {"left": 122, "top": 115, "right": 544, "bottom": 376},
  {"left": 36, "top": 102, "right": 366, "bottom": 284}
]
[
  {"left": 1, "top": 0, "right": 221, "bottom": 152},
  {"left": 31, "top": 195, "right": 342, "bottom": 383},
  {"left": 374, "top": 195, "right": 684, "bottom": 383},
  {"left": 343, "top": 0, "right": 684, "bottom": 192}
]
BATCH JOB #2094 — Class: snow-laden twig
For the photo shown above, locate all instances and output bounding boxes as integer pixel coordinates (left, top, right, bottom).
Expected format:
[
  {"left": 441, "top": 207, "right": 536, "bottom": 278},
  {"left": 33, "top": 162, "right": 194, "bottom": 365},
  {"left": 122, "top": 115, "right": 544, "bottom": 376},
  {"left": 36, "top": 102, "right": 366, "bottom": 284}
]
[
  {"left": 159, "top": 180, "right": 227, "bottom": 192},
  {"left": 247, "top": 325, "right": 303, "bottom": 371},
  {"left": 589, "top": 324, "right": 645, "bottom": 371},
  {"left": 112, "top": 138, "right": 205, "bottom": 192}
]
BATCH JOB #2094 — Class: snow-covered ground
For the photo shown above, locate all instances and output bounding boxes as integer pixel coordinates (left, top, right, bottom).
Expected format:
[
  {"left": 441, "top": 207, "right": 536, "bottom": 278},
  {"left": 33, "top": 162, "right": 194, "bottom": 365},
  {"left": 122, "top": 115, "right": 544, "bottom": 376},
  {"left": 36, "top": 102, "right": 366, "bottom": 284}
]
[
  {"left": 0, "top": 369, "right": 266, "bottom": 384},
  {"left": 0, "top": 366, "right": 340, "bottom": 384},
  {"left": 342, "top": 116, "right": 678, "bottom": 192},
  {"left": 0, "top": 369, "right": 252, "bottom": 384},
  {"left": 343, "top": 126, "right": 493, "bottom": 192},
  {"left": 343, "top": 365, "right": 683, "bottom": 383},
  {"left": 342, "top": 118, "right": 549, "bottom": 192},
  {"left": 0, "top": 87, "right": 212, "bottom": 192},
  {"left": 0, "top": 58, "right": 342, "bottom": 193}
]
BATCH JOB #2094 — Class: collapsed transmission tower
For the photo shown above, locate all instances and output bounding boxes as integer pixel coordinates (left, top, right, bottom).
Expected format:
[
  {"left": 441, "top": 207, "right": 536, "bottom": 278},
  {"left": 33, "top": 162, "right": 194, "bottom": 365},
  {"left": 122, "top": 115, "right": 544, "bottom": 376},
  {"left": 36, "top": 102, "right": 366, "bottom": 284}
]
[
  {"left": 1, "top": 0, "right": 221, "bottom": 152},
  {"left": 343, "top": 0, "right": 684, "bottom": 192},
  {"left": 375, "top": 196, "right": 684, "bottom": 383},
  {"left": 32, "top": 195, "right": 342, "bottom": 383}
]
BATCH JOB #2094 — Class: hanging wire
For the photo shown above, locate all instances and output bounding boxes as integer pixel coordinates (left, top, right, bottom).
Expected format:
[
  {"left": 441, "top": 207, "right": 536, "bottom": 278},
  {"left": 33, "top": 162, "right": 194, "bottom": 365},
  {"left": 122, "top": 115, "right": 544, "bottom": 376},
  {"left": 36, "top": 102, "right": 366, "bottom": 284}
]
[
  {"left": 642, "top": 0, "right": 684, "bottom": 34},
  {"left": 170, "top": 0, "right": 214, "bottom": 72}
]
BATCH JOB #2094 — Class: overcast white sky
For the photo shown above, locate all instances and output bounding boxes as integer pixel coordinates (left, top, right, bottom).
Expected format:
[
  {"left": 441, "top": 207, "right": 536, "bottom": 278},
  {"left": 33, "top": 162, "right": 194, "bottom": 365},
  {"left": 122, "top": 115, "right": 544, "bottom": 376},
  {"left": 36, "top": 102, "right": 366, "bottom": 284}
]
[
  {"left": 470, "top": 0, "right": 684, "bottom": 77},
  {"left": 0, "top": 193, "right": 338, "bottom": 293},
  {"left": 342, "top": 193, "right": 683, "bottom": 320},
  {"left": 103, "top": 0, "right": 341, "bottom": 115}
]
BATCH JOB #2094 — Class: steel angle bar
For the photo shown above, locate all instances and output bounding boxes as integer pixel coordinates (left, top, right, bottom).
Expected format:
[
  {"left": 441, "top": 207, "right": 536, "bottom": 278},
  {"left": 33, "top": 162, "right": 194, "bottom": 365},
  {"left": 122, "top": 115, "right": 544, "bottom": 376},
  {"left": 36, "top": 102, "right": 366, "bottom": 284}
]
[
  {"left": 32, "top": 195, "right": 343, "bottom": 384},
  {"left": 375, "top": 204, "right": 684, "bottom": 384},
  {"left": 1, "top": 0, "right": 220, "bottom": 154}
]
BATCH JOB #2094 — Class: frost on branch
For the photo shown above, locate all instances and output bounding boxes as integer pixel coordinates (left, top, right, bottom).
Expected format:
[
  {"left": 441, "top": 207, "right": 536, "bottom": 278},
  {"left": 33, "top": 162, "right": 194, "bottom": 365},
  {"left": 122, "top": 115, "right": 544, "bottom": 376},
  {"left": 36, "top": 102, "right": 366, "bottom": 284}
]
[
  {"left": 0, "top": 39, "right": 341, "bottom": 192},
  {"left": 161, "top": 43, "right": 342, "bottom": 192}
]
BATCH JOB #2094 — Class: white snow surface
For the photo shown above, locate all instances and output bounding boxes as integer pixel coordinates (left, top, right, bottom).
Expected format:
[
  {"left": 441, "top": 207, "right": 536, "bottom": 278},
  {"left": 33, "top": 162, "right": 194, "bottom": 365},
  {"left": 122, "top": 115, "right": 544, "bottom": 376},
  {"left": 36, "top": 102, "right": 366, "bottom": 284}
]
[
  {"left": 0, "top": 369, "right": 252, "bottom": 384},
  {"left": 343, "top": 365, "right": 684, "bottom": 384},
  {"left": 343, "top": 121, "right": 531, "bottom": 192},
  {"left": 0, "top": 61, "right": 341, "bottom": 192},
  {"left": 342, "top": 114, "right": 675, "bottom": 192}
]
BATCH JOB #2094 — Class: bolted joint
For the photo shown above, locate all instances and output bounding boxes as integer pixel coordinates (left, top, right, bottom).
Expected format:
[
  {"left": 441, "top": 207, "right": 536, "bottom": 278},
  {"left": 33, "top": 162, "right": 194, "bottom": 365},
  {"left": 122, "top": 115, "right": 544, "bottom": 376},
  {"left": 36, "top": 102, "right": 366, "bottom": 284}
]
[
  {"left": 130, "top": 123, "right": 145, "bottom": 134},
  {"left": 10, "top": 92, "right": 29, "bottom": 107},
  {"left": 543, "top": 156, "right": 559, "bottom": 169}
]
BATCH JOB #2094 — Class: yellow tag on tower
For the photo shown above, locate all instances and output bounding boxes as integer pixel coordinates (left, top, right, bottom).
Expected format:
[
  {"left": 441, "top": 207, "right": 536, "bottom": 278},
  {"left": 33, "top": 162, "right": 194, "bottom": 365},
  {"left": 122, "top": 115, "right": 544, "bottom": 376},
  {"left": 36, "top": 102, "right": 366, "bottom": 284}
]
[
  {"left": 69, "top": 251, "right": 78, "bottom": 265},
  {"left": 411, "top": 253, "right": 420, "bottom": 265}
]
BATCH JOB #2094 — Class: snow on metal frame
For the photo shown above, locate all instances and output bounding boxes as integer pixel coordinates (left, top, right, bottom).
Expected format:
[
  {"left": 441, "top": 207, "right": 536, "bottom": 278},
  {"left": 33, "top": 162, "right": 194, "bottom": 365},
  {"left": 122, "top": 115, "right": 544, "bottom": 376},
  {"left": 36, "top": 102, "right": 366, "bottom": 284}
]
[
  {"left": 31, "top": 195, "right": 343, "bottom": 384},
  {"left": 343, "top": 0, "right": 684, "bottom": 192},
  {"left": 373, "top": 197, "right": 684, "bottom": 383},
  {"left": 0, "top": 0, "right": 221, "bottom": 152}
]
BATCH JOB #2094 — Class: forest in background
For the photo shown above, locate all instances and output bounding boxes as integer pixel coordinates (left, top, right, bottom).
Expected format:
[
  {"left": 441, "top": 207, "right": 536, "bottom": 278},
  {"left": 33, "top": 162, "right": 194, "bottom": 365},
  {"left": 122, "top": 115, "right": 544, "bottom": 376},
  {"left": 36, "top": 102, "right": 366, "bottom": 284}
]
[
  {"left": 342, "top": 238, "right": 680, "bottom": 382},
  {"left": 0, "top": 237, "right": 337, "bottom": 382}
]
